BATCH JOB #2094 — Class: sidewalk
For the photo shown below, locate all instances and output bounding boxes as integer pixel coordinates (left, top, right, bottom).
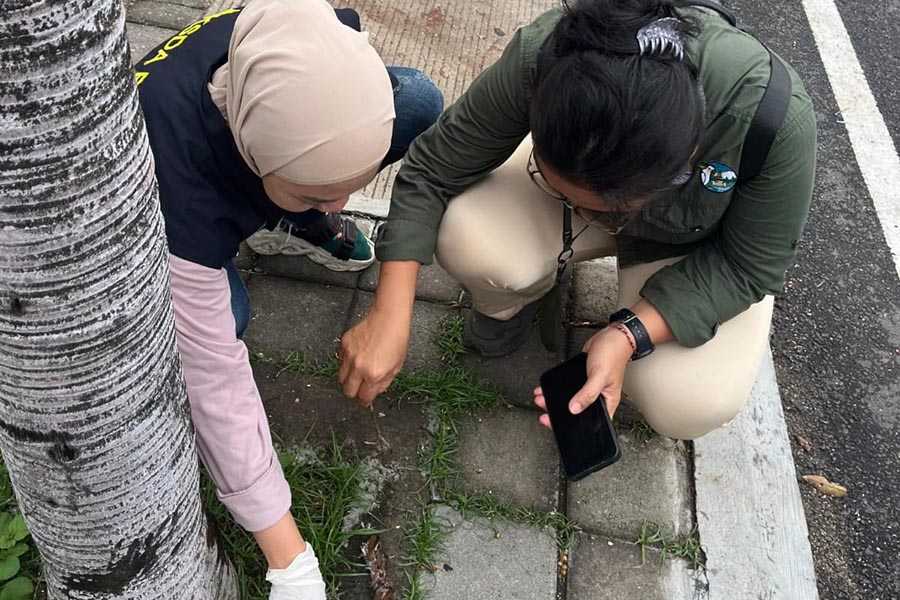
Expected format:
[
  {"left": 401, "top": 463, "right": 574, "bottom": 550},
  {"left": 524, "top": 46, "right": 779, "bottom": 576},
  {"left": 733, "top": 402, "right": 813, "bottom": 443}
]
[{"left": 126, "top": 1, "right": 818, "bottom": 598}]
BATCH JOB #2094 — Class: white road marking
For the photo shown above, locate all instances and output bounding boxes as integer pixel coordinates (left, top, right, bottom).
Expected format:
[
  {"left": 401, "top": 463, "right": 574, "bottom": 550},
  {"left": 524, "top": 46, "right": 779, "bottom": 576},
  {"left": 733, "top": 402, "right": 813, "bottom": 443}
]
[{"left": 802, "top": 0, "right": 900, "bottom": 281}]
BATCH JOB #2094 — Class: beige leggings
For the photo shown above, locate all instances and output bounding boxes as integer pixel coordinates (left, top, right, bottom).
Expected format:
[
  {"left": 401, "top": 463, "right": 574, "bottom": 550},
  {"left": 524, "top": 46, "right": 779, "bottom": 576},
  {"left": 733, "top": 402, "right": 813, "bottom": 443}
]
[{"left": 435, "top": 136, "right": 773, "bottom": 440}]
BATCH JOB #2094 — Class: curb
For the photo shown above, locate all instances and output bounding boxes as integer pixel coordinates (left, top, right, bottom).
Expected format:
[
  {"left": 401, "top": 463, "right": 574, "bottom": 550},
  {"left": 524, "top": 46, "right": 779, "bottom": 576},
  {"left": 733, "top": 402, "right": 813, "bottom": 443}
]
[{"left": 693, "top": 348, "right": 819, "bottom": 599}]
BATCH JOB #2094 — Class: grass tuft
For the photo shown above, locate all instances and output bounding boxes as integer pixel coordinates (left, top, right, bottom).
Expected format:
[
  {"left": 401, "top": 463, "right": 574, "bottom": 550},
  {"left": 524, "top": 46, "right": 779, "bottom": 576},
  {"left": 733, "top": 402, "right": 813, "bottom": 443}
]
[
  {"left": 202, "top": 441, "right": 382, "bottom": 599},
  {"left": 248, "top": 350, "right": 275, "bottom": 366},
  {"left": 635, "top": 521, "right": 704, "bottom": 570},
  {"left": 401, "top": 505, "right": 447, "bottom": 572},
  {"left": 629, "top": 419, "right": 656, "bottom": 444},
  {"left": 399, "top": 505, "right": 448, "bottom": 599},
  {"left": 435, "top": 313, "right": 466, "bottom": 364},
  {"left": 417, "top": 415, "right": 460, "bottom": 491},
  {"left": 276, "top": 351, "right": 340, "bottom": 379},
  {"left": 403, "top": 569, "right": 428, "bottom": 600},
  {"left": 391, "top": 367, "right": 500, "bottom": 418},
  {"left": 449, "top": 492, "right": 580, "bottom": 550}
]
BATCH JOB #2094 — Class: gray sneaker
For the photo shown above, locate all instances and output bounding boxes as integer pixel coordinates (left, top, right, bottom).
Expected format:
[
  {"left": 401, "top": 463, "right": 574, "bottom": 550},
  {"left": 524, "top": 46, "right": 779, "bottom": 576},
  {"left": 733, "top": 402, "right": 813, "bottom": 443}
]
[
  {"left": 245, "top": 213, "right": 375, "bottom": 272},
  {"left": 463, "top": 299, "right": 542, "bottom": 358}
]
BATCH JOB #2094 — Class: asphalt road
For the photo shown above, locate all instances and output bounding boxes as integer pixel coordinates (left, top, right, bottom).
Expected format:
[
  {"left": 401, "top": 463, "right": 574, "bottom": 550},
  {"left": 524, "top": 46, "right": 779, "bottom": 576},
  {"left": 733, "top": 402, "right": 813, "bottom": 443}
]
[{"left": 729, "top": 1, "right": 900, "bottom": 598}]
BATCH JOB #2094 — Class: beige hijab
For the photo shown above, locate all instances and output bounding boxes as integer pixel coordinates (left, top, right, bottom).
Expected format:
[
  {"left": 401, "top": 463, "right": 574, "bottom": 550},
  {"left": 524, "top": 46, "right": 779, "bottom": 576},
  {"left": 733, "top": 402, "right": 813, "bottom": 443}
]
[{"left": 208, "top": 0, "right": 395, "bottom": 186}]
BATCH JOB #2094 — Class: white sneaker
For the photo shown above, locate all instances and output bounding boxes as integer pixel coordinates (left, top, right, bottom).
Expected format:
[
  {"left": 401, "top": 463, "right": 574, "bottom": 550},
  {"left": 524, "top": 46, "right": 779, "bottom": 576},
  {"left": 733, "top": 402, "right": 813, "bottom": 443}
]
[{"left": 246, "top": 214, "right": 375, "bottom": 272}]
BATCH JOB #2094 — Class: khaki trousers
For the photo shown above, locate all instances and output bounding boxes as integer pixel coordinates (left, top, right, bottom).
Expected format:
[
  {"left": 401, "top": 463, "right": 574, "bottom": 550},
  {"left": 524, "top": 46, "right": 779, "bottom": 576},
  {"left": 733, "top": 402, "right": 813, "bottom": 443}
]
[{"left": 435, "top": 136, "right": 773, "bottom": 440}]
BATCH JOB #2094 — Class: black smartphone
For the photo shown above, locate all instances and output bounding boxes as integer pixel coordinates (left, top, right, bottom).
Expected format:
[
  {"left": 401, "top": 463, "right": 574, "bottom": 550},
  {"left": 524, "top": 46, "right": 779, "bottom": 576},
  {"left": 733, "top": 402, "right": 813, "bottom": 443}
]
[{"left": 540, "top": 353, "right": 621, "bottom": 481}]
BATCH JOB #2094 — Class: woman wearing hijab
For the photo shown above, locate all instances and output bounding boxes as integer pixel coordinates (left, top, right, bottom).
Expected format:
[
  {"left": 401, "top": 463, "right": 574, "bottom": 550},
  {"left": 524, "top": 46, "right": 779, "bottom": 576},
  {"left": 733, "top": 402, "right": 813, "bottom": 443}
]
[
  {"left": 339, "top": 0, "right": 816, "bottom": 440},
  {"left": 134, "top": 0, "right": 442, "bottom": 597}
]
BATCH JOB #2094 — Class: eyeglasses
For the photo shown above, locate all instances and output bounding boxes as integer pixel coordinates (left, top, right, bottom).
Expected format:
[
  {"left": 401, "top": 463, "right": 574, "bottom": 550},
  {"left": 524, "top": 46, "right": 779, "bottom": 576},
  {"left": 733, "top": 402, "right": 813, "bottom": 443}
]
[{"left": 526, "top": 149, "right": 635, "bottom": 235}]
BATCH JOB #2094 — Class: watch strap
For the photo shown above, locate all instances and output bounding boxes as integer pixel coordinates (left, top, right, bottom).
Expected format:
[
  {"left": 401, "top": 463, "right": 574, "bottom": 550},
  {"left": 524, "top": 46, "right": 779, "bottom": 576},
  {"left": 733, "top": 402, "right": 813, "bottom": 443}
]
[{"left": 609, "top": 308, "right": 654, "bottom": 360}]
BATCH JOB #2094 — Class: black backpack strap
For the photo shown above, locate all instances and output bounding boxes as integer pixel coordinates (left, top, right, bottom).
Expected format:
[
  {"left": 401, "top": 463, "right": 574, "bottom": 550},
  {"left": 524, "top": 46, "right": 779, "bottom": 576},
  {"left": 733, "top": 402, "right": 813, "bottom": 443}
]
[
  {"left": 682, "top": 2, "right": 792, "bottom": 183},
  {"left": 738, "top": 51, "right": 791, "bottom": 183}
]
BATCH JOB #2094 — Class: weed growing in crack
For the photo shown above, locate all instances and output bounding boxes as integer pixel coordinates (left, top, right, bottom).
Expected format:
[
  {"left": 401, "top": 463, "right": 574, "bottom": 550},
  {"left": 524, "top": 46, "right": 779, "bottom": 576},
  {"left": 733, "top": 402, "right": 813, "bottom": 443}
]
[
  {"left": 202, "top": 441, "right": 384, "bottom": 599},
  {"left": 435, "top": 313, "right": 466, "bottom": 364},
  {"left": 449, "top": 491, "right": 579, "bottom": 550},
  {"left": 635, "top": 521, "right": 704, "bottom": 570},
  {"left": 275, "top": 351, "right": 340, "bottom": 379}
]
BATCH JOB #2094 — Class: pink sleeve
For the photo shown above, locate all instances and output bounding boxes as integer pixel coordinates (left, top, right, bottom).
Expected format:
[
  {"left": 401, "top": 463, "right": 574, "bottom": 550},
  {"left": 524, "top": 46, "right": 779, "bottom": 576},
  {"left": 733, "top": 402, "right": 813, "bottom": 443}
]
[{"left": 168, "top": 254, "right": 290, "bottom": 532}]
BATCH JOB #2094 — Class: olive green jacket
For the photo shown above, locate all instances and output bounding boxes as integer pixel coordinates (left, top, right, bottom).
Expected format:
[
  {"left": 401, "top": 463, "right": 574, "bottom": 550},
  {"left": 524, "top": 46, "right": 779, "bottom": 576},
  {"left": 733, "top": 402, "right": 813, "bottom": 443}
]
[{"left": 376, "top": 6, "right": 817, "bottom": 347}]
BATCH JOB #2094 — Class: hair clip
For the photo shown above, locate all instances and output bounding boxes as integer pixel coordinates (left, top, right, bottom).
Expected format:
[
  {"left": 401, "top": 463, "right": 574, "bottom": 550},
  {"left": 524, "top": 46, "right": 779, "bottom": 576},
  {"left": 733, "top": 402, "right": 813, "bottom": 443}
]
[{"left": 636, "top": 17, "right": 685, "bottom": 61}]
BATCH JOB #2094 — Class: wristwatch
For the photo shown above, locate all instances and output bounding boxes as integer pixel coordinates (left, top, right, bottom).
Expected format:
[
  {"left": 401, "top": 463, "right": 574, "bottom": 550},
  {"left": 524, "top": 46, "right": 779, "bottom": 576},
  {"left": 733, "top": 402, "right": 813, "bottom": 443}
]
[{"left": 609, "top": 308, "right": 654, "bottom": 360}]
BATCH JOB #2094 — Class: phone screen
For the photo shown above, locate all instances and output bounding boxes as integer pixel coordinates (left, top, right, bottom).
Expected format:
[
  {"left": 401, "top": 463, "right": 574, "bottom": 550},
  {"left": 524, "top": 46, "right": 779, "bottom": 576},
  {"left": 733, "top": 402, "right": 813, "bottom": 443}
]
[{"left": 540, "top": 353, "right": 621, "bottom": 480}]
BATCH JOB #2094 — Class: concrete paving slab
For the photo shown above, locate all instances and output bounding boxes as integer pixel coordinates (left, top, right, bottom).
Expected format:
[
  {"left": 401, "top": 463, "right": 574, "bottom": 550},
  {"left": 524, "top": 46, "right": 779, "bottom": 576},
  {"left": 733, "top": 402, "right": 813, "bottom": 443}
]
[
  {"left": 334, "top": 0, "right": 556, "bottom": 201},
  {"left": 360, "top": 260, "right": 463, "bottom": 305},
  {"left": 253, "top": 362, "right": 426, "bottom": 466},
  {"left": 243, "top": 276, "right": 355, "bottom": 363},
  {"left": 460, "top": 314, "right": 559, "bottom": 409},
  {"left": 127, "top": 22, "right": 177, "bottom": 64},
  {"left": 427, "top": 505, "right": 558, "bottom": 600},
  {"left": 456, "top": 406, "right": 559, "bottom": 512},
  {"left": 128, "top": 0, "right": 203, "bottom": 30},
  {"left": 350, "top": 292, "right": 453, "bottom": 373},
  {"left": 567, "top": 533, "right": 698, "bottom": 600},
  {"left": 568, "top": 433, "right": 693, "bottom": 540},
  {"left": 253, "top": 362, "right": 429, "bottom": 595},
  {"left": 571, "top": 258, "right": 618, "bottom": 325}
]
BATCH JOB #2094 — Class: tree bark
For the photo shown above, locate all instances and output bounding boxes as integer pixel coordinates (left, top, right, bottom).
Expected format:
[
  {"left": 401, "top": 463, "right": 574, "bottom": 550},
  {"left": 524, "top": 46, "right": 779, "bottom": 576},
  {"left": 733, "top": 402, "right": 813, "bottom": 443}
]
[{"left": 0, "top": 1, "right": 238, "bottom": 598}]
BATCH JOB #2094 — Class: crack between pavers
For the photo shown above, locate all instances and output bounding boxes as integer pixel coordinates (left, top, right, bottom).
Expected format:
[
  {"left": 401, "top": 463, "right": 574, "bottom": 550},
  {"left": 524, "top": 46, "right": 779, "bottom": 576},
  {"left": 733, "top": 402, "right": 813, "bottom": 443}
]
[
  {"left": 685, "top": 440, "right": 711, "bottom": 599},
  {"left": 555, "top": 464, "right": 570, "bottom": 600},
  {"left": 342, "top": 287, "right": 363, "bottom": 333},
  {"left": 554, "top": 324, "right": 578, "bottom": 600}
]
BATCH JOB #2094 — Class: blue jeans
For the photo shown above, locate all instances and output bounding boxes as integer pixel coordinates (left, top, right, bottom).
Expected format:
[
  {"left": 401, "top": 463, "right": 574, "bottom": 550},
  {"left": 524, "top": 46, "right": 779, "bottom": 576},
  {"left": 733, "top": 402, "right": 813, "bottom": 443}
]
[
  {"left": 226, "top": 261, "right": 252, "bottom": 338},
  {"left": 228, "top": 66, "right": 443, "bottom": 337},
  {"left": 381, "top": 66, "right": 445, "bottom": 167}
]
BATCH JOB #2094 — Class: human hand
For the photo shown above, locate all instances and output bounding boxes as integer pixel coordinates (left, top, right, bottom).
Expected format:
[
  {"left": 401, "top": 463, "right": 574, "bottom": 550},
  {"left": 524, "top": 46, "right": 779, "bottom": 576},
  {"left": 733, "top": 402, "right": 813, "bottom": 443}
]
[
  {"left": 533, "top": 326, "right": 633, "bottom": 428},
  {"left": 338, "top": 305, "right": 411, "bottom": 406}
]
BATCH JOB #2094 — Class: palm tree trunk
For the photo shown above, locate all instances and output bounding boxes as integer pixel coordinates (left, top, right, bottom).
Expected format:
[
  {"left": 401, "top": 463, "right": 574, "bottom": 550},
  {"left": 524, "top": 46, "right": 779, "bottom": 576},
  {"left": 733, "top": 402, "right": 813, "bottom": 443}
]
[{"left": 0, "top": 1, "right": 238, "bottom": 597}]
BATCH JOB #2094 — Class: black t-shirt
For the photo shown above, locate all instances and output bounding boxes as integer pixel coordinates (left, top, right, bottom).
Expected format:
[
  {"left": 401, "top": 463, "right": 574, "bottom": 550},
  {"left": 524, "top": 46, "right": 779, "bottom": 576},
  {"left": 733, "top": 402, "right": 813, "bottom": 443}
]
[{"left": 135, "top": 8, "right": 364, "bottom": 268}]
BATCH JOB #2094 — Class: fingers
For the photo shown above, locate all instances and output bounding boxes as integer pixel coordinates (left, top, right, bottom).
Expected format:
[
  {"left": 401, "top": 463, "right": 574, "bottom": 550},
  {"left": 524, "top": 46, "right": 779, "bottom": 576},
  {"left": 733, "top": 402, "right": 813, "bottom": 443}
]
[
  {"left": 533, "top": 386, "right": 551, "bottom": 429},
  {"left": 339, "top": 346, "right": 396, "bottom": 406},
  {"left": 569, "top": 376, "right": 604, "bottom": 415},
  {"left": 341, "top": 368, "right": 364, "bottom": 400},
  {"left": 356, "top": 375, "right": 394, "bottom": 407},
  {"left": 338, "top": 342, "right": 351, "bottom": 385}
]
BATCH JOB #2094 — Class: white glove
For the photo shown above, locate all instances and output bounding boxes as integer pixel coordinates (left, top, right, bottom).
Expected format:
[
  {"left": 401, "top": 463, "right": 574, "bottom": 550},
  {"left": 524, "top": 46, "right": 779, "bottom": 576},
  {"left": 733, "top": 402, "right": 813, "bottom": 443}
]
[{"left": 266, "top": 544, "right": 327, "bottom": 600}]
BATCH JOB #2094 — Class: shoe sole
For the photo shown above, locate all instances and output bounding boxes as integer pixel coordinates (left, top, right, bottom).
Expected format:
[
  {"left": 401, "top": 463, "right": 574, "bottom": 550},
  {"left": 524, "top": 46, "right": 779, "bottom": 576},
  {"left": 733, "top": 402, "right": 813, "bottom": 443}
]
[
  {"left": 462, "top": 302, "right": 541, "bottom": 358},
  {"left": 245, "top": 229, "right": 375, "bottom": 272}
]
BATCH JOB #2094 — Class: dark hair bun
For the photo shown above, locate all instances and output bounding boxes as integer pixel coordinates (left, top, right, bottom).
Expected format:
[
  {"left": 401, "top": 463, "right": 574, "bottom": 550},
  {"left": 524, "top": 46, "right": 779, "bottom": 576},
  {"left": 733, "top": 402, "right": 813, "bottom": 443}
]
[
  {"left": 530, "top": 0, "right": 705, "bottom": 201},
  {"left": 552, "top": 0, "right": 696, "bottom": 58}
]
